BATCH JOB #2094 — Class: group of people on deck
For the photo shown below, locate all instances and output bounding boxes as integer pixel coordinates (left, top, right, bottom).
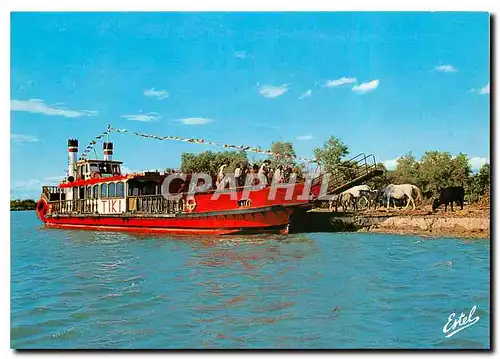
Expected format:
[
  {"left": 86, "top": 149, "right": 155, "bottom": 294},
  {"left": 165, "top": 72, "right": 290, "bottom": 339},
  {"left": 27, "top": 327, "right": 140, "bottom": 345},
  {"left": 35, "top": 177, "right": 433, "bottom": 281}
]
[{"left": 215, "top": 160, "right": 303, "bottom": 190}]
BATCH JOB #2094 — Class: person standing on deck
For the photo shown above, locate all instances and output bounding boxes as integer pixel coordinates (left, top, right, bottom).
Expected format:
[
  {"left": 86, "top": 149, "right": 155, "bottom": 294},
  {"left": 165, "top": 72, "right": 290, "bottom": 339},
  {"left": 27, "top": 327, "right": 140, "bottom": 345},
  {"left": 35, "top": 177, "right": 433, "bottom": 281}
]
[
  {"left": 258, "top": 160, "right": 271, "bottom": 186},
  {"left": 234, "top": 164, "right": 242, "bottom": 187},
  {"left": 273, "top": 165, "right": 284, "bottom": 184},
  {"left": 216, "top": 164, "right": 227, "bottom": 188},
  {"left": 251, "top": 164, "right": 260, "bottom": 186}
]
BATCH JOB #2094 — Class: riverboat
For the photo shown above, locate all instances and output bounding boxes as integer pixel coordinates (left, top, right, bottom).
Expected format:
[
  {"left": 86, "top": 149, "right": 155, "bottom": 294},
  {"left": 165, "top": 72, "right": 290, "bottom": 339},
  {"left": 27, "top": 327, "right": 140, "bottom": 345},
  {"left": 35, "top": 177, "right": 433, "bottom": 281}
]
[{"left": 36, "top": 138, "right": 382, "bottom": 235}]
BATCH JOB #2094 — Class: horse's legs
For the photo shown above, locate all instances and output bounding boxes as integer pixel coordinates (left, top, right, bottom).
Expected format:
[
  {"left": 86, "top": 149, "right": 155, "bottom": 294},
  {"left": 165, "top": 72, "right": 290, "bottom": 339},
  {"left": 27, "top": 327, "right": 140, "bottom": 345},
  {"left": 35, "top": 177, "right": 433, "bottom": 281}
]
[
  {"left": 444, "top": 203, "right": 447, "bottom": 212},
  {"left": 404, "top": 195, "right": 412, "bottom": 210},
  {"left": 460, "top": 200, "right": 464, "bottom": 210},
  {"left": 450, "top": 201, "right": 454, "bottom": 212},
  {"left": 409, "top": 195, "right": 416, "bottom": 210}
]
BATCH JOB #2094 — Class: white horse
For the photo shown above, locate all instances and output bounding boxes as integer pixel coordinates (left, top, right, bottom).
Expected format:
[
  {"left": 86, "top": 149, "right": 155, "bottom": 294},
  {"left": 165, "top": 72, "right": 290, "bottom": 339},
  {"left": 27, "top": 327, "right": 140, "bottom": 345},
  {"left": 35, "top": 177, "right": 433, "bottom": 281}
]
[
  {"left": 343, "top": 185, "right": 371, "bottom": 210},
  {"left": 343, "top": 184, "right": 371, "bottom": 197},
  {"left": 383, "top": 184, "right": 422, "bottom": 210},
  {"left": 333, "top": 185, "right": 371, "bottom": 212}
]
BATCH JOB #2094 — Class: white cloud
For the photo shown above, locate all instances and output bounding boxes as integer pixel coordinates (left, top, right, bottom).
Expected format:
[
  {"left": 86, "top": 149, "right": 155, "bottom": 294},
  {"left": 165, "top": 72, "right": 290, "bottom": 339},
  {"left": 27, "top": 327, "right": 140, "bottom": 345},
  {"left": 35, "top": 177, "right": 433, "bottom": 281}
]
[
  {"left": 296, "top": 135, "right": 313, "bottom": 140},
  {"left": 324, "top": 77, "right": 357, "bottom": 88},
  {"left": 434, "top": 64, "right": 457, "bottom": 73},
  {"left": 120, "top": 166, "right": 137, "bottom": 174},
  {"left": 121, "top": 112, "right": 160, "bottom": 122},
  {"left": 352, "top": 79, "right": 379, "bottom": 94},
  {"left": 479, "top": 84, "right": 490, "bottom": 94},
  {"left": 143, "top": 88, "right": 169, "bottom": 99},
  {"left": 11, "top": 175, "right": 64, "bottom": 199},
  {"left": 177, "top": 117, "right": 213, "bottom": 125},
  {"left": 298, "top": 89, "right": 312, "bottom": 99},
  {"left": 11, "top": 133, "right": 38, "bottom": 143},
  {"left": 43, "top": 175, "right": 65, "bottom": 183},
  {"left": 469, "top": 157, "right": 489, "bottom": 172},
  {"left": 234, "top": 51, "right": 248, "bottom": 59},
  {"left": 258, "top": 84, "right": 288, "bottom": 98},
  {"left": 11, "top": 99, "right": 98, "bottom": 118},
  {"left": 12, "top": 175, "right": 62, "bottom": 191},
  {"left": 12, "top": 179, "right": 42, "bottom": 191},
  {"left": 472, "top": 83, "right": 490, "bottom": 95},
  {"left": 382, "top": 158, "right": 399, "bottom": 171}
]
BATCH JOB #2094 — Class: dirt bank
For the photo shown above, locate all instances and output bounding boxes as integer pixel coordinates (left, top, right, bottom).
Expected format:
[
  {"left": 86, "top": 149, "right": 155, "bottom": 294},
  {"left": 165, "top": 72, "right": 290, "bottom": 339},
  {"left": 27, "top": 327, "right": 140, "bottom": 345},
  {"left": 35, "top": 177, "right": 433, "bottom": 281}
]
[{"left": 290, "top": 206, "right": 490, "bottom": 239}]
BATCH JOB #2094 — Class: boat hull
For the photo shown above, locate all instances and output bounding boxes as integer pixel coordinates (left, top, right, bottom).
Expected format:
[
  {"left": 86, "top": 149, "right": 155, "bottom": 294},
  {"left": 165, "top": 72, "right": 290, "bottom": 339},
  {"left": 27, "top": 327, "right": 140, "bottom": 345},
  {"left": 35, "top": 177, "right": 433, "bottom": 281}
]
[{"left": 38, "top": 203, "right": 299, "bottom": 235}]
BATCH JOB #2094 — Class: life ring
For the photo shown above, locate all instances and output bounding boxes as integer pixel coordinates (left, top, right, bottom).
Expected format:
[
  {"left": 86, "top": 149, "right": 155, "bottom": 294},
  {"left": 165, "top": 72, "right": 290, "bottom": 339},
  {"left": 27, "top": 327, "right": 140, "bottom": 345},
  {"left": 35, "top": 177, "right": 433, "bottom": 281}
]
[
  {"left": 92, "top": 171, "right": 101, "bottom": 179},
  {"left": 185, "top": 197, "right": 197, "bottom": 212}
]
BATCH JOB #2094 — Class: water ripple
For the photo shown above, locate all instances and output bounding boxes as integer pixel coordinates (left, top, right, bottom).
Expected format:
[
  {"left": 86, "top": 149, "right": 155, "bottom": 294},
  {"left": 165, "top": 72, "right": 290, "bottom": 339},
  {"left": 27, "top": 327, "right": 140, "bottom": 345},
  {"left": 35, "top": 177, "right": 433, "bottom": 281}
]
[{"left": 11, "top": 212, "right": 490, "bottom": 349}]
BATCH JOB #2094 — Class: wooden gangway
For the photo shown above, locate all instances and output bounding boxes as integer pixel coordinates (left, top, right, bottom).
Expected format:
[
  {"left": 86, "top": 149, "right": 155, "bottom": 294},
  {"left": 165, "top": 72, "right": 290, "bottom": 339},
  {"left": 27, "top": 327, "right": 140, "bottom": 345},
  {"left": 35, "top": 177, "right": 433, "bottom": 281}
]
[{"left": 314, "top": 153, "right": 384, "bottom": 196}]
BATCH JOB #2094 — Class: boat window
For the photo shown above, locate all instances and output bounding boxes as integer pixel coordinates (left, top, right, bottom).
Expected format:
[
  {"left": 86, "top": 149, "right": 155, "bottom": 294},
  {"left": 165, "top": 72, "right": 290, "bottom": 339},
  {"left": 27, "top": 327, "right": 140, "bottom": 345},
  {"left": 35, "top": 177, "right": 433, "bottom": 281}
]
[
  {"left": 90, "top": 163, "right": 99, "bottom": 174},
  {"left": 101, "top": 183, "right": 108, "bottom": 198},
  {"left": 99, "top": 163, "right": 113, "bottom": 174},
  {"left": 92, "top": 185, "right": 98, "bottom": 199},
  {"left": 108, "top": 182, "right": 116, "bottom": 197},
  {"left": 112, "top": 165, "right": 121, "bottom": 175},
  {"left": 87, "top": 186, "right": 92, "bottom": 199},
  {"left": 116, "top": 182, "right": 124, "bottom": 197}
]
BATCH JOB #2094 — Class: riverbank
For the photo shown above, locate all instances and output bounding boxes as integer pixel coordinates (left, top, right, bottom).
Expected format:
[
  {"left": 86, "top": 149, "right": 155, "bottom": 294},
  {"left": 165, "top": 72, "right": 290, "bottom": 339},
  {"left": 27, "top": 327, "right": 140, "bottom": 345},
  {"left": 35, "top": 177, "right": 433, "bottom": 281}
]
[
  {"left": 291, "top": 206, "right": 490, "bottom": 239},
  {"left": 10, "top": 199, "right": 37, "bottom": 211}
]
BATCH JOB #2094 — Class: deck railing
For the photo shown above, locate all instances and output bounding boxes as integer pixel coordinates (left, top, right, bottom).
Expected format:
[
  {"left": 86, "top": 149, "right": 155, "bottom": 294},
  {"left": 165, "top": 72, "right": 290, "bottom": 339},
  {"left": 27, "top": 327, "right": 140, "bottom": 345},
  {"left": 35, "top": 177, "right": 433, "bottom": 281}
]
[
  {"left": 127, "top": 195, "right": 184, "bottom": 214},
  {"left": 48, "top": 196, "right": 184, "bottom": 215},
  {"left": 49, "top": 199, "right": 99, "bottom": 214}
]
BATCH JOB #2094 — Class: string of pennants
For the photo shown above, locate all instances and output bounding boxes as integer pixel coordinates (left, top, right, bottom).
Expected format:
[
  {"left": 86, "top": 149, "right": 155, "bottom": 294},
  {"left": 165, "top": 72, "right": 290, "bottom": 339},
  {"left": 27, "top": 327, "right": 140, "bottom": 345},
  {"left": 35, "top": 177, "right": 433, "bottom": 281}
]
[
  {"left": 107, "top": 126, "right": 315, "bottom": 162},
  {"left": 78, "top": 125, "right": 315, "bottom": 162},
  {"left": 79, "top": 125, "right": 112, "bottom": 160}
]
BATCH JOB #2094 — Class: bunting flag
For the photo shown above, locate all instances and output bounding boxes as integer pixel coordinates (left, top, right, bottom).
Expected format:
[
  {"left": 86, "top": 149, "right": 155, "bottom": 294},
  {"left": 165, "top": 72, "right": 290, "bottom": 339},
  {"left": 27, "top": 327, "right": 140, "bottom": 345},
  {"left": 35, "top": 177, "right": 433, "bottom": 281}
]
[
  {"left": 104, "top": 125, "right": 315, "bottom": 162},
  {"left": 78, "top": 125, "right": 315, "bottom": 162},
  {"left": 79, "top": 125, "right": 112, "bottom": 160}
]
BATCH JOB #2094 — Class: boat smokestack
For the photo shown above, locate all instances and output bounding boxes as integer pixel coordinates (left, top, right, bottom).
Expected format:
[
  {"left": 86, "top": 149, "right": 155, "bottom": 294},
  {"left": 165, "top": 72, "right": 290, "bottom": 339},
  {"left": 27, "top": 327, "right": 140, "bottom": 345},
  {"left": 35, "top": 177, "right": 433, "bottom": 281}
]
[
  {"left": 68, "top": 139, "right": 78, "bottom": 180},
  {"left": 103, "top": 142, "right": 113, "bottom": 161}
]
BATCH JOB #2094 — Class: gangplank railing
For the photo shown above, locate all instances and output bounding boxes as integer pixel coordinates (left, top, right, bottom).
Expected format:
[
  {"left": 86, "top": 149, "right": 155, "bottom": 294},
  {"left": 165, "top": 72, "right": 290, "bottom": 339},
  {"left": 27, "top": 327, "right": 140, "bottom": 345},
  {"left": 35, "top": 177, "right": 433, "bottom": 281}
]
[{"left": 314, "top": 153, "right": 384, "bottom": 196}]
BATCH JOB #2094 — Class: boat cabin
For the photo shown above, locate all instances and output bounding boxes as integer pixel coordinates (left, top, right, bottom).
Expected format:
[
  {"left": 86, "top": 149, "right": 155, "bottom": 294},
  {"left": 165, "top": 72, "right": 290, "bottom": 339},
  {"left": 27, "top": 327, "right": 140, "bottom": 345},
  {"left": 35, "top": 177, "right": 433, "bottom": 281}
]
[{"left": 75, "top": 159, "right": 123, "bottom": 181}]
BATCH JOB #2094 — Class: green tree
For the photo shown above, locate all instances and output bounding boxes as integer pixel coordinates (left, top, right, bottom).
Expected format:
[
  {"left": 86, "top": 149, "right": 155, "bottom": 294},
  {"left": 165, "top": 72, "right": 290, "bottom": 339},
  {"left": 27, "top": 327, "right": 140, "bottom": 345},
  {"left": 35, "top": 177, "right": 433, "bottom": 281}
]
[
  {"left": 10, "top": 199, "right": 37, "bottom": 211},
  {"left": 366, "top": 163, "right": 390, "bottom": 190},
  {"left": 467, "top": 163, "right": 490, "bottom": 202},
  {"left": 389, "top": 152, "right": 420, "bottom": 185},
  {"left": 270, "top": 141, "right": 297, "bottom": 168},
  {"left": 417, "top": 151, "right": 454, "bottom": 193},
  {"left": 313, "top": 136, "right": 349, "bottom": 172},
  {"left": 450, "top": 153, "right": 472, "bottom": 187},
  {"left": 180, "top": 151, "right": 248, "bottom": 174}
]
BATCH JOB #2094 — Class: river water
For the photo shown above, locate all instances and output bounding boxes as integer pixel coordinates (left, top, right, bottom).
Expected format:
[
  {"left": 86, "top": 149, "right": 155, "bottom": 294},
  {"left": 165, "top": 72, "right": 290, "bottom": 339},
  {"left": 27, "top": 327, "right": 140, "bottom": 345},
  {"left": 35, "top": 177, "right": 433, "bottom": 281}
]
[{"left": 11, "top": 211, "right": 490, "bottom": 349}]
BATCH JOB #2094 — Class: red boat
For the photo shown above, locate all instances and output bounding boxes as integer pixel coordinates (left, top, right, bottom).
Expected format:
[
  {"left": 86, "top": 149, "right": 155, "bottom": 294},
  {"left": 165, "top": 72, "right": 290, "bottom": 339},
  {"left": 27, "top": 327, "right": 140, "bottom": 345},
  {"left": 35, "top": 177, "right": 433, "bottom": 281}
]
[{"left": 36, "top": 138, "right": 382, "bottom": 235}]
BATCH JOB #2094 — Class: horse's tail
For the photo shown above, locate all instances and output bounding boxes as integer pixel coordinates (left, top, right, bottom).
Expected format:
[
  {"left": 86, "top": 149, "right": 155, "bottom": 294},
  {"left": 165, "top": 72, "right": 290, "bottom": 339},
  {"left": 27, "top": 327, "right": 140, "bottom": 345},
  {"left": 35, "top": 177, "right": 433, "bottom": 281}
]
[{"left": 412, "top": 185, "right": 423, "bottom": 202}]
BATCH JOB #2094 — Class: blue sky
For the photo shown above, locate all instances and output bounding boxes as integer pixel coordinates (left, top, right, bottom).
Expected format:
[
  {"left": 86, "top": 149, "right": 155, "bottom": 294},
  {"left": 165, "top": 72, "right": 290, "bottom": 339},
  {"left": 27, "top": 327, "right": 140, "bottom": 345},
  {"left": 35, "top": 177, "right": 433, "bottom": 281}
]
[{"left": 11, "top": 12, "right": 490, "bottom": 198}]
